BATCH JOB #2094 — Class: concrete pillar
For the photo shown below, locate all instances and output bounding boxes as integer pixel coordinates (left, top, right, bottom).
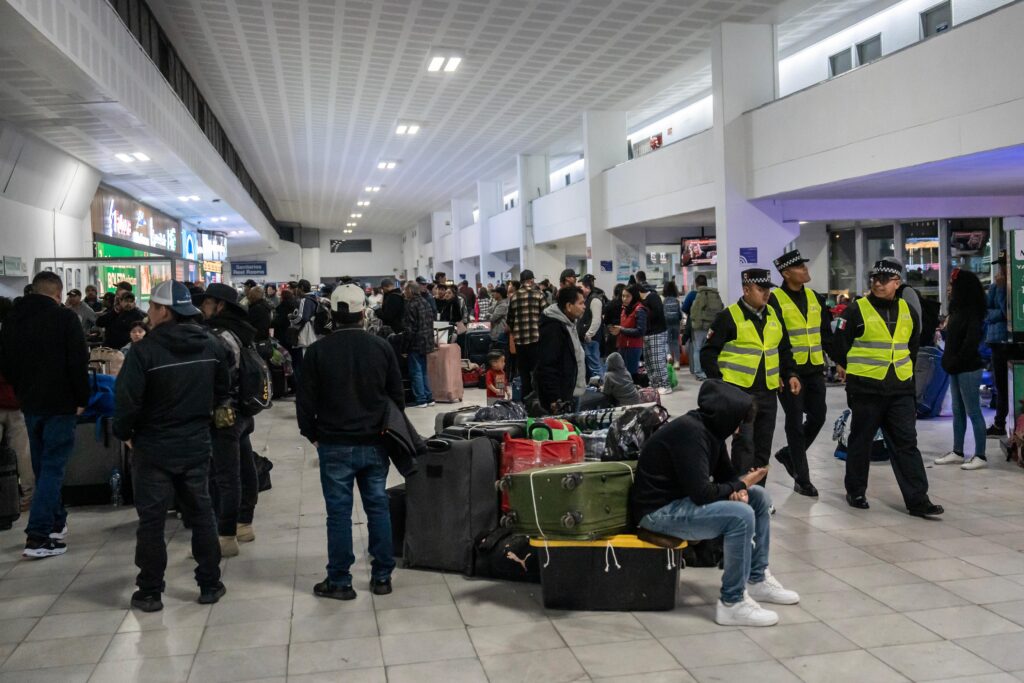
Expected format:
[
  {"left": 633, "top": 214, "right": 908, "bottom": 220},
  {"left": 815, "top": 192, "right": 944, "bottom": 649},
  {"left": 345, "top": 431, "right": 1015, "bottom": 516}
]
[
  {"left": 430, "top": 211, "right": 451, "bottom": 281},
  {"left": 451, "top": 199, "right": 475, "bottom": 284},
  {"left": 710, "top": 22, "right": 797, "bottom": 301},
  {"left": 478, "top": 180, "right": 509, "bottom": 286},
  {"left": 301, "top": 247, "right": 321, "bottom": 284},
  {"left": 855, "top": 227, "right": 867, "bottom": 296},
  {"left": 518, "top": 153, "right": 550, "bottom": 275},
  {"left": 938, "top": 218, "right": 950, "bottom": 310},
  {"left": 892, "top": 222, "right": 906, "bottom": 267}
]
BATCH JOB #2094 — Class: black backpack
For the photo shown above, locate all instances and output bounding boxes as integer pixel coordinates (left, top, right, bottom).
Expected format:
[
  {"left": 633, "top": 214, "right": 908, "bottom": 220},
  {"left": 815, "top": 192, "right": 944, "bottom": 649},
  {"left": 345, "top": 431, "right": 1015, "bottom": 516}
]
[
  {"left": 219, "top": 329, "right": 272, "bottom": 416},
  {"left": 312, "top": 297, "right": 335, "bottom": 336}
]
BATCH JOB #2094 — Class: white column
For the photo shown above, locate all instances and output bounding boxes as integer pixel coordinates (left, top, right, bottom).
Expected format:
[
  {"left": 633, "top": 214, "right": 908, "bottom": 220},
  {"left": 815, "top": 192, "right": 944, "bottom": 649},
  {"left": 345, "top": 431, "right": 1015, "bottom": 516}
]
[
  {"left": 938, "top": 218, "right": 950, "bottom": 311},
  {"left": 478, "top": 180, "right": 509, "bottom": 285},
  {"left": 518, "top": 153, "right": 550, "bottom": 277},
  {"left": 582, "top": 110, "right": 639, "bottom": 292},
  {"left": 301, "top": 247, "right": 320, "bottom": 284},
  {"left": 450, "top": 198, "right": 475, "bottom": 284},
  {"left": 430, "top": 211, "right": 451, "bottom": 281},
  {"left": 855, "top": 227, "right": 866, "bottom": 296},
  {"left": 892, "top": 222, "right": 906, "bottom": 267},
  {"left": 711, "top": 22, "right": 797, "bottom": 302}
]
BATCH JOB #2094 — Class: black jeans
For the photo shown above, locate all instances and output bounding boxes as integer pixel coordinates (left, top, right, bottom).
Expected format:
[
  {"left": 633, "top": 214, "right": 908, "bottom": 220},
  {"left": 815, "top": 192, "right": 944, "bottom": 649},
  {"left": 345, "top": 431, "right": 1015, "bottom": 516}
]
[
  {"left": 778, "top": 371, "right": 827, "bottom": 486},
  {"left": 210, "top": 416, "right": 257, "bottom": 536},
  {"left": 731, "top": 389, "right": 778, "bottom": 484},
  {"left": 239, "top": 415, "right": 258, "bottom": 525},
  {"left": 845, "top": 392, "right": 930, "bottom": 509},
  {"left": 516, "top": 342, "right": 540, "bottom": 399},
  {"left": 133, "top": 454, "right": 220, "bottom": 593},
  {"left": 992, "top": 344, "right": 1010, "bottom": 429}
]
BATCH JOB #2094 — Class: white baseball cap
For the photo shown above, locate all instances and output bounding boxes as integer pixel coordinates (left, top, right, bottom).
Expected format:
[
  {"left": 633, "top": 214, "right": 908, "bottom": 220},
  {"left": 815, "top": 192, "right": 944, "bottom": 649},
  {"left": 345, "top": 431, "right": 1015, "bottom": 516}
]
[
  {"left": 151, "top": 280, "right": 200, "bottom": 316},
  {"left": 330, "top": 283, "right": 366, "bottom": 315}
]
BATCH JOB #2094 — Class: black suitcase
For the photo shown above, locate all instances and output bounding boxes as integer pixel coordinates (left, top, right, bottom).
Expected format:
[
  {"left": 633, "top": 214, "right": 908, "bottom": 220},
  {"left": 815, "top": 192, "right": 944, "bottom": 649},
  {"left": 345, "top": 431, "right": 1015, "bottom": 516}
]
[
  {"left": 433, "top": 405, "right": 482, "bottom": 435},
  {"left": 270, "top": 365, "right": 287, "bottom": 399},
  {"left": 403, "top": 436, "right": 499, "bottom": 573},
  {"left": 464, "top": 330, "right": 492, "bottom": 365},
  {"left": 0, "top": 430, "right": 20, "bottom": 530},
  {"left": 63, "top": 418, "right": 126, "bottom": 506},
  {"left": 388, "top": 484, "right": 406, "bottom": 558},
  {"left": 442, "top": 422, "right": 527, "bottom": 441}
]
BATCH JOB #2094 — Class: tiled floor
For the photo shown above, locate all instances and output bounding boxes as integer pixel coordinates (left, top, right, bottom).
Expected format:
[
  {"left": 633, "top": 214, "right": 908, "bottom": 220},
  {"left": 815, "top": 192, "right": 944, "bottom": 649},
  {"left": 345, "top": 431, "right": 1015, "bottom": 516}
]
[{"left": 1, "top": 382, "right": 1023, "bottom": 682}]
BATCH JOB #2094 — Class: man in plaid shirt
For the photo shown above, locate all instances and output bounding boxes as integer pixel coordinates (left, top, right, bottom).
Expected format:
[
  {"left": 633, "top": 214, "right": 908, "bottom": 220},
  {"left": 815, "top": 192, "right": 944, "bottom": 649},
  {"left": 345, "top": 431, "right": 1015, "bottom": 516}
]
[{"left": 507, "top": 269, "right": 547, "bottom": 399}]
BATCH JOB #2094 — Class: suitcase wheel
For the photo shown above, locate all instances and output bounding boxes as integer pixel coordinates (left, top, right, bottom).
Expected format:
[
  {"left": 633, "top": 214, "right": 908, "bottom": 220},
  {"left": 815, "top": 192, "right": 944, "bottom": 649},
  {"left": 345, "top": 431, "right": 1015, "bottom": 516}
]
[
  {"left": 561, "top": 511, "right": 582, "bottom": 529},
  {"left": 561, "top": 473, "right": 583, "bottom": 490},
  {"left": 496, "top": 478, "right": 509, "bottom": 492},
  {"left": 500, "top": 512, "right": 517, "bottom": 528}
]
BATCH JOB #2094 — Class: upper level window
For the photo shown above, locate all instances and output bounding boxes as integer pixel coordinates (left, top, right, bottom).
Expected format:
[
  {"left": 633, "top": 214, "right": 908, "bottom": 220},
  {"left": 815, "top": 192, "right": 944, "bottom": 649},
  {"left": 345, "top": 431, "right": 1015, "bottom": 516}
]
[
  {"left": 922, "top": 2, "right": 952, "bottom": 37},
  {"left": 829, "top": 48, "right": 853, "bottom": 77},
  {"left": 856, "top": 35, "right": 882, "bottom": 65}
]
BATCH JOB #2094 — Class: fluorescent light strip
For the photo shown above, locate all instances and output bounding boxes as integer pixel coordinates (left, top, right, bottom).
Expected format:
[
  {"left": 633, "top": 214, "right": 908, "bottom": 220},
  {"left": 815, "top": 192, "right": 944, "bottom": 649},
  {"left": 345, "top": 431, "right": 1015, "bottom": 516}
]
[
  {"left": 131, "top": 152, "right": 150, "bottom": 162},
  {"left": 443, "top": 56, "right": 461, "bottom": 72},
  {"left": 427, "top": 56, "right": 445, "bottom": 72},
  {"left": 115, "top": 153, "right": 134, "bottom": 163}
]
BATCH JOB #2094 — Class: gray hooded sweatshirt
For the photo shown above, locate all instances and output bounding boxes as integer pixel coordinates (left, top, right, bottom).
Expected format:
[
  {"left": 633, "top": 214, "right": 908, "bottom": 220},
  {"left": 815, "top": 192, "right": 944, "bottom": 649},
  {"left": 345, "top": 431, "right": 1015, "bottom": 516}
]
[{"left": 602, "top": 352, "right": 641, "bottom": 405}]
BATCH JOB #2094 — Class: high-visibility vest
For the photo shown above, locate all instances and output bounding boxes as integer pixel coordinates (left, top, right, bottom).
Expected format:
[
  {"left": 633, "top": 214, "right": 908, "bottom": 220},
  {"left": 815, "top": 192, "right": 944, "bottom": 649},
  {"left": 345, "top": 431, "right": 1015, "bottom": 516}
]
[
  {"left": 846, "top": 297, "right": 913, "bottom": 381},
  {"left": 719, "top": 303, "right": 782, "bottom": 390},
  {"left": 771, "top": 287, "right": 823, "bottom": 366}
]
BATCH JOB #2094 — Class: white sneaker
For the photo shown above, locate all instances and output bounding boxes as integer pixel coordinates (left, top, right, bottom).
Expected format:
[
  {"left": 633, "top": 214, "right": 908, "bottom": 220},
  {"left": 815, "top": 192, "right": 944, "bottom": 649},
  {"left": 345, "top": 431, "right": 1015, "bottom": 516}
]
[
  {"left": 657, "top": 387, "right": 672, "bottom": 395},
  {"left": 49, "top": 525, "right": 68, "bottom": 541},
  {"left": 934, "top": 451, "right": 964, "bottom": 465},
  {"left": 416, "top": 403, "right": 430, "bottom": 409},
  {"left": 747, "top": 570, "right": 800, "bottom": 605},
  {"left": 715, "top": 593, "right": 779, "bottom": 627},
  {"left": 427, "top": 401, "right": 436, "bottom": 407},
  {"left": 961, "top": 457, "right": 988, "bottom": 470}
]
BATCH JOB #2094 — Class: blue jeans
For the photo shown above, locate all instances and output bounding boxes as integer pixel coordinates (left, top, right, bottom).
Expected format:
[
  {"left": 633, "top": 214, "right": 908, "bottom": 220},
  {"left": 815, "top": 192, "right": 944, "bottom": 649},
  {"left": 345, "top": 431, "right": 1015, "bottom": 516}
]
[
  {"left": 640, "top": 485, "right": 771, "bottom": 604},
  {"left": 583, "top": 339, "right": 605, "bottom": 380},
  {"left": 620, "top": 347, "right": 642, "bottom": 375},
  {"left": 690, "top": 330, "right": 708, "bottom": 379},
  {"left": 23, "top": 414, "right": 77, "bottom": 541},
  {"left": 951, "top": 368, "right": 986, "bottom": 459},
  {"left": 407, "top": 352, "right": 433, "bottom": 406},
  {"left": 317, "top": 442, "right": 395, "bottom": 585}
]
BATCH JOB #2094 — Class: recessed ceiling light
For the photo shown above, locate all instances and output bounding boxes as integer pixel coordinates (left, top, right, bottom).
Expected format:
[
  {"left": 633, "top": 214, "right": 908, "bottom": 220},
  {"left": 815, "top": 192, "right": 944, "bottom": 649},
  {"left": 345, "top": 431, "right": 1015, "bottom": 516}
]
[
  {"left": 443, "top": 56, "right": 461, "bottom": 72},
  {"left": 189, "top": 195, "right": 200, "bottom": 201},
  {"left": 395, "top": 125, "right": 408, "bottom": 135},
  {"left": 407, "top": 124, "right": 420, "bottom": 135},
  {"left": 178, "top": 196, "right": 190, "bottom": 202},
  {"left": 351, "top": 213, "right": 362, "bottom": 218},
  {"left": 346, "top": 222, "right": 357, "bottom": 227},
  {"left": 365, "top": 186, "right": 381, "bottom": 193},
  {"left": 377, "top": 161, "right": 398, "bottom": 170},
  {"left": 343, "top": 229, "right": 353, "bottom": 234},
  {"left": 357, "top": 200, "right": 370, "bottom": 207},
  {"left": 115, "top": 153, "right": 134, "bottom": 163},
  {"left": 427, "top": 56, "right": 445, "bottom": 72},
  {"left": 131, "top": 152, "right": 150, "bottom": 161}
]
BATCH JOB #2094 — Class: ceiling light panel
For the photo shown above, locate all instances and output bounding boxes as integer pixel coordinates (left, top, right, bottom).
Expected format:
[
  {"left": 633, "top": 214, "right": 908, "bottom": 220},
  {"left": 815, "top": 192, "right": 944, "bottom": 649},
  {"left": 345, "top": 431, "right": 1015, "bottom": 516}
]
[
  {"left": 131, "top": 152, "right": 150, "bottom": 161},
  {"left": 427, "top": 56, "right": 445, "bottom": 72},
  {"left": 115, "top": 153, "right": 134, "bottom": 163}
]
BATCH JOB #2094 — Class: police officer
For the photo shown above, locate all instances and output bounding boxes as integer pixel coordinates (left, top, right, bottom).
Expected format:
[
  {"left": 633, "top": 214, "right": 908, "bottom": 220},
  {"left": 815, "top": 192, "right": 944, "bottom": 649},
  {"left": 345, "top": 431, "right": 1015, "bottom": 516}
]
[
  {"left": 768, "top": 250, "right": 833, "bottom": 497},
  {"left": 832, "top": 259, "right": 943, "bottom": 517},
  {"left": 701, "top": 269, "right": 800, "bottom": 483}
]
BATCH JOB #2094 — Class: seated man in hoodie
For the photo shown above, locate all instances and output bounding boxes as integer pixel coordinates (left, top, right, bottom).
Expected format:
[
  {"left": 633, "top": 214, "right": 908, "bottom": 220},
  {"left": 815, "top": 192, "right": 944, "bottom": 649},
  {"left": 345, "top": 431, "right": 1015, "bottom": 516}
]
[
  {"left": 535, "top": 286, "right": 587, "bottom": 414},
  {"left": 631, "top": 379, "right": 799, "bottom": 627},
  {"left": 602, "top": 352, "right": 641, "bottom": 406}
]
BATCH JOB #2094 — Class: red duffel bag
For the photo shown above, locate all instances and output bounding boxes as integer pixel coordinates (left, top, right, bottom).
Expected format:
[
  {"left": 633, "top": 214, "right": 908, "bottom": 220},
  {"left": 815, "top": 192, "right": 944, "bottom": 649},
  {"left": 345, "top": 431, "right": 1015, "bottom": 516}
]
[{"left": 500, "top": 426, "right": 584, "bottom": 511}]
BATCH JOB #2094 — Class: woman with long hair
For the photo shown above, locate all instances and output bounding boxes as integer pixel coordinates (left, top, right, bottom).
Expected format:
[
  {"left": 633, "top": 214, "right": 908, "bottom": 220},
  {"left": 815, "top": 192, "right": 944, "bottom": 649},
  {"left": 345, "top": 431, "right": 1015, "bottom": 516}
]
[
  {"left": 609, "top": 285, "right": 647, "bottom": 376},
  {"left": 662, "top": 280, "right": 682, "bottom": 366},
  {"left": 935, "top": 268, "right": 989, "bottom": 470}
]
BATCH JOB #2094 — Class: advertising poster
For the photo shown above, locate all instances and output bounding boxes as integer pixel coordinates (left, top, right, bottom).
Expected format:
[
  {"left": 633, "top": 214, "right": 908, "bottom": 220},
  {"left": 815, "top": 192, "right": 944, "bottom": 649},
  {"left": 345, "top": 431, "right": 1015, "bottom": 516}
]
[
  {"left": 950, "top": 230, "right": 987, "bottom": 256},
  {"left": 681, "top": 238, "right": 716, "bottom": 266}
]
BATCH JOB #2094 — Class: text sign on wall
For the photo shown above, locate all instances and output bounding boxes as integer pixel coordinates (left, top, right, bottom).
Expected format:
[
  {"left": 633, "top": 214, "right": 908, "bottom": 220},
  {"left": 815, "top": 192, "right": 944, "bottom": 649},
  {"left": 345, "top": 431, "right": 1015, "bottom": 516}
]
[
  {"left": 739, "top": 247, "right": 758, "bottom": 264},
  {"left": 91, "top": 186, "right": 179, "bottom": 254},
  {"left": 231, "top": 261, "right": 268, "bottom": 277}
]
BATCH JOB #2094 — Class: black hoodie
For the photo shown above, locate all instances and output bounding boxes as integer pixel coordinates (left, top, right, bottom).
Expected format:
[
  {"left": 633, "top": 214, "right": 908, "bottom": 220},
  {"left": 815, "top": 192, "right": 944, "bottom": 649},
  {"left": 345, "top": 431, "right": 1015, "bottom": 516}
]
[
  {"left": 206, "top": 308, "right": 257, "bottom": 407},
  {"left": 113, "top": 321, "right": 230, "bottom": 463},
  {"left": 630, "top": 380, "right": 752, "bottom": 524},
  {"left": 0, "top": 294, "right": 90, "bottom": 415}
]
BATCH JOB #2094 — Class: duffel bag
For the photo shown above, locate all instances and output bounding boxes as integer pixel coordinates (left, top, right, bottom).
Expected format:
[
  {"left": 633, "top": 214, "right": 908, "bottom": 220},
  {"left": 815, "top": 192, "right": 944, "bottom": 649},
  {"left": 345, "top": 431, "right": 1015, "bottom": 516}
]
[
  {"left": 604, "top": 405, "right": 669, "bottom": 461},
  {"left": 472, "top": 526, "right": 539, "bottom": 583}
]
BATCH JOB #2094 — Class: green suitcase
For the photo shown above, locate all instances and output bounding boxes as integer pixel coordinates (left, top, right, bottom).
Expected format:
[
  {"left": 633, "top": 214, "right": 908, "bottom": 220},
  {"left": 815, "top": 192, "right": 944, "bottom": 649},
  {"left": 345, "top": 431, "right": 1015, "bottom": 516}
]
[{"left": 500, "top": 461, "right": 636, "bottom": 540}]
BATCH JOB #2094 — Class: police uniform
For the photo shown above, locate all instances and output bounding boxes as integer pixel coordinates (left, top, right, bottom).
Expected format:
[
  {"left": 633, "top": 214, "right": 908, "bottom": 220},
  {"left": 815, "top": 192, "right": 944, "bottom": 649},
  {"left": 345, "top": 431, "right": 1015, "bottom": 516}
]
[
  {"left": 833, "top": 259, "right": 942, "bottom": 516},
  {"left": 701, "top": 269, "right": 797, "bottom": 478},
  {"left": 768, "top": 250, "right": 833, "bottom": 497}
]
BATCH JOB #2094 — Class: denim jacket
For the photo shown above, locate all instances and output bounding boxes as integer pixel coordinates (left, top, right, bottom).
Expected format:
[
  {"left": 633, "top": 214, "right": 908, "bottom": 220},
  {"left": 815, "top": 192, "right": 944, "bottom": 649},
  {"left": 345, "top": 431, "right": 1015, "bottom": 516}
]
[{"left": 985, "top": 283, "right": 1009, "bottom": 345}]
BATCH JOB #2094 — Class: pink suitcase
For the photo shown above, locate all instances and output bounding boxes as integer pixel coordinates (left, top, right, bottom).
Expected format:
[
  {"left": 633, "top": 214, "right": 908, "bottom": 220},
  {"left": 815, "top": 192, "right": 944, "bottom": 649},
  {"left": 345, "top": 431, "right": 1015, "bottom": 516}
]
[{"left": 427, "top": 343, "right": 464, "bottom": 403}]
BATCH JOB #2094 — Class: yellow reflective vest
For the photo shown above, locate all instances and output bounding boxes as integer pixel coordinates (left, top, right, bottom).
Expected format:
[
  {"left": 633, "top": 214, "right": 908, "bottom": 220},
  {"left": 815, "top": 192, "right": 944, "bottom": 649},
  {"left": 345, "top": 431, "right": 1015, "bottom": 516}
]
[
  {"left": 719, "top": 304, "right": 783, "bottom": 390},
  {"left": 846, "top": 297, "right": 914, "bottom": 381},
  {"left": 771, "top": 287, "right": 823, "bottom": 367}
]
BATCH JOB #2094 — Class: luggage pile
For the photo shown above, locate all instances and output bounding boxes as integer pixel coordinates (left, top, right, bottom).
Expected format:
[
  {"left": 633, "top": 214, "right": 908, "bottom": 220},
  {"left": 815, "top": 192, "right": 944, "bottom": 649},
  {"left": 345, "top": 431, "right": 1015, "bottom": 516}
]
[{"left": 394, "top": 402, "right": 684, "bottom": 611}]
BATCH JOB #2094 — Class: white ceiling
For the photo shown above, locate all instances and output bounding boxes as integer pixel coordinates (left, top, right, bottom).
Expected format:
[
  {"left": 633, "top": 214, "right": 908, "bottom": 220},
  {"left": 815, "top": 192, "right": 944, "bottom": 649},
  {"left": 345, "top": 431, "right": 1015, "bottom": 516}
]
[{"left": 145, "top": 0, "right": 888, "bottom": 236}]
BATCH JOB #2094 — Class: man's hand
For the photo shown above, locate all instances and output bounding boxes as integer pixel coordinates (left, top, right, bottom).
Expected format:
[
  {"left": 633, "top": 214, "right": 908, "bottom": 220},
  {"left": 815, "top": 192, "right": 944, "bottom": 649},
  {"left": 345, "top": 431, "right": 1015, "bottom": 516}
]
[
  {"left": 76, "top": 406, "right": 85, "bottom": 416},
  {"left": 739, "top": 467, "right": 768, "bottom": 489},
  {"left": 608, "top": 325, "right": 620, "bottom": 335},
  {"left": 836, "top": 366, "right": 846, "bottom": 382},
  {"left": 125, "top": 439, "right": 133, "bottom": 450},
  {"left": 788, "top": 376, "right": 802, "bottom": 396},
  {"left": 729, "top": 489, "right": 749, "bottom": 503}
]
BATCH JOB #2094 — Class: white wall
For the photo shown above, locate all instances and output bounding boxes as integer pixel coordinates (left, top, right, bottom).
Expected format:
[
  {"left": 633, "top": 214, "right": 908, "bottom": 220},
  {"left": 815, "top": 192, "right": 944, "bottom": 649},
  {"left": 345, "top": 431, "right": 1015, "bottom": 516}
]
[
  {"left": 627, "top": 95, "right": 714, "bottom": 149},
  {"left": 793, "top": 223, "right": 830, "bottom": 289},
  {"left": 460, "top": 222, "right": 481, "bottom": 258},
  {"left": 226, "top": 240, "right": 302, "bottom": 285},
  {"left": 532, "top": 181, "right": 588, "bottom": 244},
  {"left": 548, "top": 159, "right": 585, "bottom": 192},
  {"left": 0, "top": 196, "right": 93, "bottom": 297},
  {"left": 317, "top": 232, "right": 403, "bottom": 281},
  {"left": 489, "top": 208, "right": 523, "bottom": 253}
]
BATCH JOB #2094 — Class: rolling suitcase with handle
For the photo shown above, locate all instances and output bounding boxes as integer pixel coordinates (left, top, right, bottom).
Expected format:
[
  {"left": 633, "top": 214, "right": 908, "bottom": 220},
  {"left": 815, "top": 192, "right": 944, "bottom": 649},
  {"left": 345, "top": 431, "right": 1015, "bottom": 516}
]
[
  {"left": 502, "top": 460, "right": 636, "bottom": 540},
  {"left": 434, "top": 405, "right": 483, "bottom": 434},
  {"left": 427, "top": 343, "right": 464, "bottom": 403}
]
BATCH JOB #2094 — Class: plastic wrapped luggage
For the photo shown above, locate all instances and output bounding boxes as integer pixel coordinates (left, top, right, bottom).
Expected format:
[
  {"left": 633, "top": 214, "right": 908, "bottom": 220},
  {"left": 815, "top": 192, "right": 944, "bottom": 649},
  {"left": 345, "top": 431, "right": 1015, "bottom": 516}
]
[
  {"left": 604, "top": 405, "right": 670, "bottom": 461},
  {"left": 0, "top": 430, "right": 20, "bottom": 530},
  {"left": 530, "top": 534, "right": 683, "bottom": 611},
  {"left": 434, "top": 405, "right": 483, "bottom": 434},
  {"left": 427, "top": 343, "right": 464, "bottom": 403},
  {"left": 580, "top": 429, "right": 609, "bottom": 461},
  {"left": 502, "top": 460, "right": 636, "bottom": 540},
  {"left": 388, "top": 484, "right": 406, "bottom": 558},
  {"left": 473, "top": 400, "right": 527, "bottom": 422},
  {"left": 473, "top": 527, "right": 539, "bottom": 583},
  {"left": 403, "top": 436, "right": 499, "bottom": 573},
  {"left": 916, "top": 346, "right": 949, "bottom": 419},
  {"left": 464, "top": 330, "right": 492, "bottom": 366},
  {"left": 89, "top": 347, "right": 124, "bottom": 377}
]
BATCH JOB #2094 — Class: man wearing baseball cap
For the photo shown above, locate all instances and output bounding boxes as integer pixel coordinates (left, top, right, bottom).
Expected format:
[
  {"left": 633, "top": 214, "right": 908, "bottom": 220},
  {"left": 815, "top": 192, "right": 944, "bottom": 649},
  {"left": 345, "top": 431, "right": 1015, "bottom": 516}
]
[
  {"left": 64, "top": 288, "right": 96, "bottom": 332},
  {"left": 113, "top": 280, "right": 231, "bottom": 611},
  {"left": 701, "top": 269, "right": 800, "bottom": 485},
  {"left": 297, "top": 283, "right": 404, "bottom": 600},
  {"left": 768, "top": 250, "right": 833, "bottom": 497},
  {"left": 832, "top": 259, "right": 942, "bottom": 517}
]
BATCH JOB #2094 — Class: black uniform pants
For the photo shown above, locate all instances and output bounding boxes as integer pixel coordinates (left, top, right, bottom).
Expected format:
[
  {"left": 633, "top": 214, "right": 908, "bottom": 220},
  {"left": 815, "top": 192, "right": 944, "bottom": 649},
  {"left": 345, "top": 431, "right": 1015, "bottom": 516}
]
[
  {"left": 845, "top": 392, "right": 930, "bottom": 509},
  {"left": 238, "top": 416, "right": 259, "bottom": 525},
  {"left": 778, "top": 371, "right": 827, "bottom": 486},
  {"left": 731, "top": 389, "right": 778, "bottom": 483},
  {"left": 992, "top": 344, "right": 1010, "bottom": 429},
  {"left": 133, "top": 455, "right": 220, "bottom": 594},
  {"left": 516, "top": 342, "right": 540, "bottom": 399}
]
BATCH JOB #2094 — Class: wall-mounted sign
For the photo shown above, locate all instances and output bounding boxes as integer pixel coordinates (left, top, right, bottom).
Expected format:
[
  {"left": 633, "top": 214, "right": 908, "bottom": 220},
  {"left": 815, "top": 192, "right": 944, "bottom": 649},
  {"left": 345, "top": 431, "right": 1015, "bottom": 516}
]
[
  {"left": 181, "top": 227, "right": 199, "bottom": 261},
  {"left": 91, "top": 186, "right": 179, "bottom": 254},
  {"left": 231, "top": 261, "right": 268, "bottom": 277},
  {"left": 600, "top": 260, "right": 613, "bottom": 272},
  {"left": 739, "top": 247, "right": 758, "bottom": 264},
  {"left": 2, "top": 256, "right": 26, "bottom": 275},
  {"left": 202, "top": 260, "right": 223, "bottom": 274}
]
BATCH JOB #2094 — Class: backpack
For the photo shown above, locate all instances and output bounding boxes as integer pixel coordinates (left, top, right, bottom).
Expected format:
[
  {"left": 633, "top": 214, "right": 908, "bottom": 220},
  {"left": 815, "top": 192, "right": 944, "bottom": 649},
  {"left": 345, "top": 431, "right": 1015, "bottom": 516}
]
[
  {"left": 603, "top": 405, "right": 670, "bottom": 461},
  {"left": 219, "top": 329, "right": 273, "bottom": 417},
  {"left": 312, "top": 297, "right": 335, "bottom": 336},
  {"left": 690, "top": 289, "right": 724, "bottom": 331}
]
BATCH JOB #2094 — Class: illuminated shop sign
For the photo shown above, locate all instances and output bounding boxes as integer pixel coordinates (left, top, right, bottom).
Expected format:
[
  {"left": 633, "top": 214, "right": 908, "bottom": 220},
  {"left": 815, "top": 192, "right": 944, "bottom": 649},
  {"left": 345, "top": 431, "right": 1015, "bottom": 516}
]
[{"left": 91, "top": 187, "right": 179, "bottom": 255}]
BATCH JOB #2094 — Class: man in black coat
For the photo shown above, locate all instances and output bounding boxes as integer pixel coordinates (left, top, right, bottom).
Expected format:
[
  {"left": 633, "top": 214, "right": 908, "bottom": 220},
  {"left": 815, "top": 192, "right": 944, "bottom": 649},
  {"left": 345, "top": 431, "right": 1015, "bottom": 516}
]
[
  {"left": 377, "top": 278, "right": 405, "bottom": 332},
  {"left": 96, "top": 291, "right": 146, "bottom": 349},
  {"left": 114, "top": 280, "right": 231, "bottom": 611},
  {"left": 0, "top": 272, "right": 89, "bottom": 559},
  {"left": 535, "top": 286, "right": 587, "bottom": 414}
]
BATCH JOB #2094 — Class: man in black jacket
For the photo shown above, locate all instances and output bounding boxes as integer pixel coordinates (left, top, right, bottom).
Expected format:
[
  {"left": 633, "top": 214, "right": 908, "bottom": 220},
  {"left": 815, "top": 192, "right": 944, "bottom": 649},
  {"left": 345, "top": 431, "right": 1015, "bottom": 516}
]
[
  {"left": 636, "top": 271, "right": 671, "bottom": 394},
  {"left": 113, "top": 280, "right": 231, "bottom": 611},
  {"left": 297, "top": 283, "right": 404, "bottom": 601},
  {"left": 833, "top": 260, "right": 942, "bottom": 517},
  {"left": 403, "top": 281, "right": 436, "bottom": 407},
  {"left": 536, "top": 286, "right": 587, "bottom": 413},
  {"left": 0, "top": 272, "right": 89, "bottom": 558},
  {"left": 377, "top": 278, "right": 405, "bottom": 332},
  {"left": 96, "top": 291, "right": 145, "bottom": 349},
  {"left": 198, "top": 284, "right": 261, "bottom": 556},
  {"left": 633, "top": 380, "right": 799, "bottom": 627}
]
